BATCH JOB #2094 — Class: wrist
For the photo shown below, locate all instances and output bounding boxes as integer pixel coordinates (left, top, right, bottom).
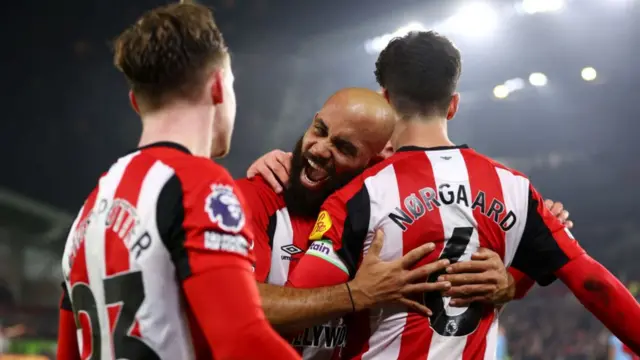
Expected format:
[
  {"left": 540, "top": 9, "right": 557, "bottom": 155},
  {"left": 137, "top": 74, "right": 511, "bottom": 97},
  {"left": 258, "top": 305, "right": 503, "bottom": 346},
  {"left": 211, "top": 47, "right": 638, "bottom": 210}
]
[
  {"left": 499, "top": 272, "right": 517, "bottom": 304},
  {"left": 346, "top": 280, "right": 371, "bottom": 312}
]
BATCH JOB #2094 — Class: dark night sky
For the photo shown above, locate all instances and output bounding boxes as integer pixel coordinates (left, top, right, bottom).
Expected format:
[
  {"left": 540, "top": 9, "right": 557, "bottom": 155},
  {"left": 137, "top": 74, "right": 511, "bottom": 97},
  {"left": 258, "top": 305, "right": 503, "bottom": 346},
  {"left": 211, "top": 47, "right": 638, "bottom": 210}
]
[{"left": 0, "top": 0, "right": 637, "bottom": 256}]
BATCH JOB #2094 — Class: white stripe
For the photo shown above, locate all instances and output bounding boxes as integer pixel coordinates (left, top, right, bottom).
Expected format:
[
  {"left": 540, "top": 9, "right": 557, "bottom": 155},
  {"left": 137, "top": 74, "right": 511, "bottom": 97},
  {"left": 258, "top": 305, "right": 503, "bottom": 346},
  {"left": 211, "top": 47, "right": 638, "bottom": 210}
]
[
  {"left": 483, "top": 316, "right": 499, "bottom": 360},
  {"left": 361, "top": 164, "right": 405, "bottom": 360},
  {"left": 85, "top": 151, "right": 138, "bottom": 359},
  {"left": 495, "top": 168, "right": 530, "bottom": 266},
  {"left": 267, "top": 208, "right": 294, "bottom": 286},
  {"left": 133, "top": 160, "right": 196, "bottom": 359},
  {"left": 62, "top": 204, "right": 85, "bottom": 280},
  {"left": 61, "top": 204, "right": 87, "bottom": 354},
  {"left": 426, "top": 149, "right": 477, "bottom": 360}
]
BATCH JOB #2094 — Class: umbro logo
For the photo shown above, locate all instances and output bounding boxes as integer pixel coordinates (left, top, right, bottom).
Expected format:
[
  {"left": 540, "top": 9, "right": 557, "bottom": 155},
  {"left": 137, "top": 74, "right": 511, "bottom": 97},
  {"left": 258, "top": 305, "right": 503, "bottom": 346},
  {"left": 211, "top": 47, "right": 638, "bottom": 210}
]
[{"left": 281, "top": 244, "right": 303, "bottom": 255}]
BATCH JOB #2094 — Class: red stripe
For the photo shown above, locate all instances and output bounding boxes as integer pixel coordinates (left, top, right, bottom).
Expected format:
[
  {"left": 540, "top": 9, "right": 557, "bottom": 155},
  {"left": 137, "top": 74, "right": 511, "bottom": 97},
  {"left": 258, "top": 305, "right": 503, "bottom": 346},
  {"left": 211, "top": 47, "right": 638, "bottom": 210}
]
[
  {"left": 461, "top": 149, "right": 507, "bottom": 360},
  {"left": 394, "top": 152, "right": 443, "bottom": 360},
  {"left": 68, "top": 189, "right": 99, "bottom": 360},
  {"left": 461, "top": 150, "right": 506, "bottom": 259},
  {"left": 104, "top": 154, "right": 157, "bottom": 344}
]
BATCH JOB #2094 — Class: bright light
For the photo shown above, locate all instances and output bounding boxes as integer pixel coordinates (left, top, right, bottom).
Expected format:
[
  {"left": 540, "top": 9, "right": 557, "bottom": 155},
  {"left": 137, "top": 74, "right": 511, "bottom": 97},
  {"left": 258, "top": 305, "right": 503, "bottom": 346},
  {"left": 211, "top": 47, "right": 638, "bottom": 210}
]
[
  {"left": 529, "top": 72, "right": 548, "bottom": 87},
  {"left": 365, "top": 22, "right": 426, "bottom": 53},
  {"left": 493, "top": 85, "right": 510, "bottom": 99},
  {"left": 521, "top": 0, "right": 565, "bottom": 14},
  {"left": 581, "top": 67, "right": 597, "bottom": 82},
  {"left": 504, "top": 78, "right": 526, "bottom": 92},
  {"left": 444, "top": 3, "right": 499, "bottom": 37}
]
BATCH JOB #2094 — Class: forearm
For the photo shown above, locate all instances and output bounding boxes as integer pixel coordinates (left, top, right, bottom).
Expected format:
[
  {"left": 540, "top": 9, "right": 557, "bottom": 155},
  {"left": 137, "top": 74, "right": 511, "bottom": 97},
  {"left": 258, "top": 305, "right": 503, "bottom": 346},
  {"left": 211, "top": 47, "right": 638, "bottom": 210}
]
[
  {"left": 558, "top": 254, "right": 640, "bottom": 354},
  {"left": 258, "top": 282, "right": 354, "bottom": 333},
  {"left": 184, "top": 262, "right": 299, "bottom": 359}
]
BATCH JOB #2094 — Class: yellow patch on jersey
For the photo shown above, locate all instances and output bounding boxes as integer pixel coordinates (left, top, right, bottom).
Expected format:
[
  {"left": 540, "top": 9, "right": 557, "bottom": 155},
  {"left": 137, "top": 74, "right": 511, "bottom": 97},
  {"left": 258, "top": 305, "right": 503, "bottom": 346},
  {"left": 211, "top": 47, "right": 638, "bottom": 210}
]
[{"left": 309, "top": 210, "right": 333, "bottom": 241}]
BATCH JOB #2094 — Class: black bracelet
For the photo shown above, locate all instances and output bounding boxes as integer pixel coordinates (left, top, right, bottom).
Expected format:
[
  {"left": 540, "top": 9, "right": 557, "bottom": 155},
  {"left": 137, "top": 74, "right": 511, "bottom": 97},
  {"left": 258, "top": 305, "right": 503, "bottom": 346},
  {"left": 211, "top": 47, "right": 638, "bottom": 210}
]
[{"left": 345, "top": 283, "right": 356, "bottom": 313}]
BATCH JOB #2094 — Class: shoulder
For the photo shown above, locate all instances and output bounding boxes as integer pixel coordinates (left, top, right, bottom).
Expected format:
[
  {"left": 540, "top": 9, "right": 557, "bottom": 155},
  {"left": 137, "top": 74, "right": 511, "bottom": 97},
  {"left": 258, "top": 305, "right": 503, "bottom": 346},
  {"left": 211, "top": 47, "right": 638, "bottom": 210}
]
[
  {"left": 462, "top": 148, "right": 529, "bottom": 179},
  {"left": 157, "top": 155, "right": 248, "bottom": 235},
  {"left": 234, "top": 176, "right": 283, "bottom": 205}
]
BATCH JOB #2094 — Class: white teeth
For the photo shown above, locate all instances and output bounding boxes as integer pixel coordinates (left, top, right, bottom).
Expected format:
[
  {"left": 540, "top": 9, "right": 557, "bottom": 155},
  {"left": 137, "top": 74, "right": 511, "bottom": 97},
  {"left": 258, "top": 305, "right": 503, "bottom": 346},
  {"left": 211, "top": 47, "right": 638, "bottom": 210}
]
[{"left": 307, "top": 159, "right": 322, "bottom": 170}]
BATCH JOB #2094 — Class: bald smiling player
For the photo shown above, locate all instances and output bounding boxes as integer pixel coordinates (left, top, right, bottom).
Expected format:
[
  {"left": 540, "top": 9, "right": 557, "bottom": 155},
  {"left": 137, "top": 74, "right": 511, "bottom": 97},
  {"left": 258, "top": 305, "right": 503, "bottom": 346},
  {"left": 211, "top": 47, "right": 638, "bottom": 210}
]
[
  {"left": 234, "top": 88, "right": 454, "bottom": 359},
  {"left": 235, "top": 88, "right": 573, "bottom": 359}
]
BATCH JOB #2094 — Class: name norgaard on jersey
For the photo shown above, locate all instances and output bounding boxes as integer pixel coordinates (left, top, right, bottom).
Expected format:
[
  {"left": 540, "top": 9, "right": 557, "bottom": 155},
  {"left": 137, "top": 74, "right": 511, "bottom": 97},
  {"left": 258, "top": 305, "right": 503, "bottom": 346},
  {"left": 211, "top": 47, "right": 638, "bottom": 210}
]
[{"left": 389, "top": 183, "right": 518, "bottom": 232}]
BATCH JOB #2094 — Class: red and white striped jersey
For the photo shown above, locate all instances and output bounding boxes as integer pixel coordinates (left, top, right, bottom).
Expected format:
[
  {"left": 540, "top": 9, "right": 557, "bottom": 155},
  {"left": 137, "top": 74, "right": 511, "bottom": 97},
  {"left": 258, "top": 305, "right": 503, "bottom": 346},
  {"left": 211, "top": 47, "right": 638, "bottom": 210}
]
[
  {"left": 60, "top": 142, "right": 254, "bottom": 360},
  {"left": 288, "top": 145, "right": 585, "bottom": 360},
  {"left": 236, "top": 176, "right": 346, "bottom": 359}
]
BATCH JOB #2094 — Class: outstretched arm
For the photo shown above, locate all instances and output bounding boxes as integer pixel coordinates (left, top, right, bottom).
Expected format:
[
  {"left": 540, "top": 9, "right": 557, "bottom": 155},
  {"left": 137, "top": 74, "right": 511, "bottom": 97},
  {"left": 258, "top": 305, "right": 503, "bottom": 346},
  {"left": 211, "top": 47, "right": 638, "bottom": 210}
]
[
  {"left": 274, "top": 230, "right": 450, "bottom": 334},
  {"left": 183, "top": 256, "right": 300, "bottom": 360},
  {"left": 557, "top": 254, "right": 640, "bottom": 354}
]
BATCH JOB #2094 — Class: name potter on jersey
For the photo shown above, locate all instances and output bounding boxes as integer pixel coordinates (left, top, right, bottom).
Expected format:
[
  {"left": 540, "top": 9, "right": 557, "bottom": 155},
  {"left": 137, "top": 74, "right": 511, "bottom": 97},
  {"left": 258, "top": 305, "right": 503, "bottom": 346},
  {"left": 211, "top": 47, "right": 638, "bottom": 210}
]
[
  {"left": 389, "top": 183, "right": 518, "bottom": 232},
  {"left": 66, "top": 198, "right": 155, "bottom": 272}
]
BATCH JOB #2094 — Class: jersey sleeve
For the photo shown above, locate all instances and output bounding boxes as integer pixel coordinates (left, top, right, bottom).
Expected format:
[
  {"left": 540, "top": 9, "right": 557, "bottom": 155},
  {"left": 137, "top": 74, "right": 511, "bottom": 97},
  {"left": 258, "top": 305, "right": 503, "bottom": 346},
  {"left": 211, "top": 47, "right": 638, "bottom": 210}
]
[
  {"left": 510, "top": 184, "right": 585, "bottom": 286},
  {"left": 234, "top": 177, "right": 283, "bottom": 282},
  {"left": 287, "top": 176, "right": 371, "bottom": 288},
  {"left": 158, "top": 163, "right": 255, "bottom": 281}
]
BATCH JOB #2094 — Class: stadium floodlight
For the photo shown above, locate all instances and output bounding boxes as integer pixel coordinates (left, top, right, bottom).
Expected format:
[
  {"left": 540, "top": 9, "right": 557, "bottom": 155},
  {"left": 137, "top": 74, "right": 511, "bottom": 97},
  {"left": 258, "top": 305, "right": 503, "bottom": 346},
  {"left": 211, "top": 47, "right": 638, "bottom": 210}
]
[
  {"left": 521, "top": 0, "right": 565, "bottom": 14},
  {"left": 443, "top": 2, "right": 499, "bottom": 37},
  {"left": 493, "top": 85, "right": 510, "bottom": 99},
  {"left": 504, "top": 78, "right": 525, "bottom": 92},
  {"left": 365, "top": 22, "right": 426, "bottom": 54},
  {"left": 529, "top": 72, "right": 548, "bottom": 87},
  {"left": 581, "top": 67, "right": 597, "bottom": 82}
]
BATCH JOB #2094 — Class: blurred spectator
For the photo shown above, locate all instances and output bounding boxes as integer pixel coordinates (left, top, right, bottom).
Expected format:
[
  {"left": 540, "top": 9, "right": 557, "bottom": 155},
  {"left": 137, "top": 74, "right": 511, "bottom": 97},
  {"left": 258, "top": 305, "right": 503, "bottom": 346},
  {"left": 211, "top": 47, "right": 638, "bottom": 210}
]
[
  {"left": 609, "top": 334, "right": 640, "bottom": 360},
  {"left": 497, "top": 325, "right": 508, "bottom": 360}
]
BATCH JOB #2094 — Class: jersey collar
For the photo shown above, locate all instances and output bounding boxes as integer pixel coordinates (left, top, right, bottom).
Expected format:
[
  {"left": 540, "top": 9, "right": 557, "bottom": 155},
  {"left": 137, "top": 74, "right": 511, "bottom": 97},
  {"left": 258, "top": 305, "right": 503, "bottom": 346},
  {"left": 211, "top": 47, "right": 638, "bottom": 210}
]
[
  {"left": 396, "top": 144, "right": 469, "bottom": 152},
  {"left": 136, "top": 141, "right": 191, "bottom": 155}
]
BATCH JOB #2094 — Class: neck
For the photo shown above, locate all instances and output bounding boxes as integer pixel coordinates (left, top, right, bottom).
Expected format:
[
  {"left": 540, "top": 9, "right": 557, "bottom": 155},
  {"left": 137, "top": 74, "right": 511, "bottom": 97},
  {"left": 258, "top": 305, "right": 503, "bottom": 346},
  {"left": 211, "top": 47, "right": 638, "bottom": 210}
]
[
  {"left": 138, "top": 103, "right": 214, "bottom": 157},
  {"left": 391, "top": 115, "right": 454, "bottom": 150}
]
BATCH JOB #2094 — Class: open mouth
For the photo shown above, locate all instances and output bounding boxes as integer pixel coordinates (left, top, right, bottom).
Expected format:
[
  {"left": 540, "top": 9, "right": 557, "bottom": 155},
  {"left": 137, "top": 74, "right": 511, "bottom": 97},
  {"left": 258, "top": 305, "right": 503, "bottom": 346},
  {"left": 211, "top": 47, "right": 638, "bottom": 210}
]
[{"left": 300, "top": 158, "right": 330, "bottom": 189}]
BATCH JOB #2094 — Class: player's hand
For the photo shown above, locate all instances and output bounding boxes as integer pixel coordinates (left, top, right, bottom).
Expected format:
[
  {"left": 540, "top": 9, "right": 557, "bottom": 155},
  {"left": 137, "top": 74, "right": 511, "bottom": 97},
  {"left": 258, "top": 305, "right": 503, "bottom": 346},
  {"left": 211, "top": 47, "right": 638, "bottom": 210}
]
[
  {"left": 544, "top": 199, "right": 573, "bottom": 229},
  {"left": 439, "top": 248, "right": 513, "bottom": 307},
  {"left": 246, "top": 150, "right": 292, "bottom": 193},
  {"left": 348, "top": 229, "right": 451, "bottom": 316}
]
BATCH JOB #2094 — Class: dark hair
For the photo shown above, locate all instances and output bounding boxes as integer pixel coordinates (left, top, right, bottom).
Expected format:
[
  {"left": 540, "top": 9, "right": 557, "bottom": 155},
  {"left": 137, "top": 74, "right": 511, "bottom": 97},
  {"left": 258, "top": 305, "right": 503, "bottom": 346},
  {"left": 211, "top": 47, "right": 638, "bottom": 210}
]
[
  {"left": 374, "top": 31, "right": 461, "bottom": 118},
  {"left": 113, "top": 2, "right": 227, "bottom": 112}
]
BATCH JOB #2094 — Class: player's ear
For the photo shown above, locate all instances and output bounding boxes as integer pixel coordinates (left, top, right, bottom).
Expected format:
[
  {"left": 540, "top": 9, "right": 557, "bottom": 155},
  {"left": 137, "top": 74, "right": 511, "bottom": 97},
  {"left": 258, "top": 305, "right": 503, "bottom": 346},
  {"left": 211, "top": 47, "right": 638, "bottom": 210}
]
[
  {"left": 210, "top": 69, "right": 224, "bottom": 105},
  {"left": 446, "top": 93, "right": 460, "bottom": 120},
  {"left": 381, "top": 88, "right": 390, "bottom": 103},
  {"left": 129, "top": 90, "right": 140, "bottom": 114}
]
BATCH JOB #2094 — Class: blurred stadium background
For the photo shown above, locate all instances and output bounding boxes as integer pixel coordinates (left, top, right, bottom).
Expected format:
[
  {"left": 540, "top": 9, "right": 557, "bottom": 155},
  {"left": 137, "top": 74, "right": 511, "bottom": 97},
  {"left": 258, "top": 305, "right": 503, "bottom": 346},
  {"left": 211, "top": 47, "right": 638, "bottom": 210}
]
[{"left": 0, "top": 0, "right": 637, "bottom": 359}]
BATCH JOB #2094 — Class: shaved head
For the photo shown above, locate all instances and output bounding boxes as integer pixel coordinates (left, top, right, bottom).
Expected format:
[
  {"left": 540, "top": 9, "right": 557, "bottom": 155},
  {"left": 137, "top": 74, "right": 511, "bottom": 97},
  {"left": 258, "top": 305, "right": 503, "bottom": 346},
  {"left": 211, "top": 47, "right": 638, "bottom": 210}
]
[
  {"left": 320, "top": 87, "right": 396, "bottom": 154},
  {"left": 285, "top": 87, "right": 397, "bottom": 217}
]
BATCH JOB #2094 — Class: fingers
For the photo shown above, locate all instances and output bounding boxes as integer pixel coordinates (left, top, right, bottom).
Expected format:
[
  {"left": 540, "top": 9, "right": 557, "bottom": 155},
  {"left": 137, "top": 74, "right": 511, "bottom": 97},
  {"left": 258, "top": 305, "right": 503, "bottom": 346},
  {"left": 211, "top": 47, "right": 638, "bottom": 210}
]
[
  {"left": 469, "top": 248, "right": 500, "bottom": 261},
  {"left": 557, "top": 210, "right": 569, "bottom": 223},
  {"left": 367, "top": 229, "right": 385, "bottom": 257},
  {"left": 544, "top": 199, "right": 554, "bottom": 210},
  {"left": 276, "top": 152, "right": 293, "bottom": 174},
  {"left": 396, "top": 298, "right": 433, "bottom": 317},
  {"left": 438, "top": 272, "right": 497, "bottom": 286},
  {"left": 270, "top": 152, "right": 292, "bottom": 187},
  {"left": 402, "top": 280, "right": 451, "bottom": 295},
  {"left": 565, "top": 220, "right": 574, "bottom": 229},
  {"left": 400, "top": 242, "right": 437, "bottom": 269},
  {"left": 261, "top": 166, "right": 284, "bottom": 193},
  {"left": 449, "top": 296, "right": 487, "bottom": 307},
  {"left": 444, "top": 284, "right": 495, "bottom": 298},
  {"left": 445, "top": 260, "right": 494, "bottom": 274},
  {"left": 405, "top": 259, "right": 450, "bottom": 283}
]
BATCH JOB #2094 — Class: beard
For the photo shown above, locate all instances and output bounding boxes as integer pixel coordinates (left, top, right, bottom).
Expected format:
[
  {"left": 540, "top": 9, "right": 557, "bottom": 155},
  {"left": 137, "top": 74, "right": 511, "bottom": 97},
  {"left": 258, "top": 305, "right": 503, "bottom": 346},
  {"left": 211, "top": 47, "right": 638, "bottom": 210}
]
[{"left": 283, "top": 136, "right": 364, "bottom": 218}]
